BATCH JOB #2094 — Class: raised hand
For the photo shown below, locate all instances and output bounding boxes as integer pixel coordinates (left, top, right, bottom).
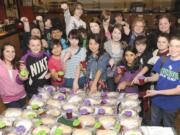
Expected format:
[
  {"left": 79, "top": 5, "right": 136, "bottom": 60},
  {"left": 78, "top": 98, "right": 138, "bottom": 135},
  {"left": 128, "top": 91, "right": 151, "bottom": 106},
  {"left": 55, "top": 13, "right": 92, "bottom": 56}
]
[
  {"left": 36, "top": 16, "right": 43, "bottom": 21},
  {"left": 61, "top": 3, "right": 68, "bottom": 11},
  {"left": 20, "top": 17, "right": 29, "bottom": 23}
]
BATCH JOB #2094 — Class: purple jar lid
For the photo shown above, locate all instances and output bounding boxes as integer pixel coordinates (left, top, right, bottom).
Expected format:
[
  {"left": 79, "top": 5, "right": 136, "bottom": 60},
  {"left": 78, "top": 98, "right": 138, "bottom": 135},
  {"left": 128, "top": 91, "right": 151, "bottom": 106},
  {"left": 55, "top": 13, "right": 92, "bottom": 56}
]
[
  {"left": 80, "top": 109, "right": 88, "bottom": 115},
  {"left": 60, "top": 88, "right": 66, "bottom": 93},
  {"left": 16, "top": 125, "right": 26, "bottom": 133},
  {"left": 83, "top": 99, "right": 91, "bottom": 106},
  {"left": 47, "top": 87, "right": 53, "bottom": 92},
  {"left": 58, "top": 95, "right": 65, "bottom": 100},
  {"left": 124, "top": 111, "right": 132, "bottom": 117},
  {"left": 101, "top": 92, "right": 108, "bottom": 97},
  {"left": 98, "top": 108, "right": 105, "bottom": 114},
  {"left": 32, "top": 95, "right": 40, "bottom": 99},
  {"left": 37, "top": 95, "right": 42, "bottom": 98},
  {"left": 66, "top": 109, "right": 73, "bottom": 113},
  {"left": 101, "top": 99, "right": 107, "bottom": 104}
]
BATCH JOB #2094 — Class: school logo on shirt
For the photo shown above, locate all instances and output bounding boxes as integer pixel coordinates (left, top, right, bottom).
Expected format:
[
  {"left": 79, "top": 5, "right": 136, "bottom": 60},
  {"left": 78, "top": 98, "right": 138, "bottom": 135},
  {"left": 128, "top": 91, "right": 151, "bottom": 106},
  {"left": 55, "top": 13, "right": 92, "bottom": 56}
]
[{"left": 160, "top": 67, "right": 179, "bottom": 81}]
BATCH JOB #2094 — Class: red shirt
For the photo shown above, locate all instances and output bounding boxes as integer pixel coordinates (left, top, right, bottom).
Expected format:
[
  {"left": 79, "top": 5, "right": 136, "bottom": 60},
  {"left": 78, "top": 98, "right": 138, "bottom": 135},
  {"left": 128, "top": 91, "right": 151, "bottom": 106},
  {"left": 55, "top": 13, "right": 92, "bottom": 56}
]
[
  {"left": 157, "top": 50, "right": 169, "bottom": 56},
  {"left": 48, "top": 56, "right": 64, "bottom": 86}
]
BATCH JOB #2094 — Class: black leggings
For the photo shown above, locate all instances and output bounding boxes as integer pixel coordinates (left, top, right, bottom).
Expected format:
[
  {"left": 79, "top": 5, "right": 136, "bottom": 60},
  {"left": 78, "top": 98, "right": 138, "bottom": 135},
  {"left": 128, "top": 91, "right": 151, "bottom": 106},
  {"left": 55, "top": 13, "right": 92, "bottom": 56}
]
[{"left": 5, "top": 98, "right": 26, "bottom": 108}]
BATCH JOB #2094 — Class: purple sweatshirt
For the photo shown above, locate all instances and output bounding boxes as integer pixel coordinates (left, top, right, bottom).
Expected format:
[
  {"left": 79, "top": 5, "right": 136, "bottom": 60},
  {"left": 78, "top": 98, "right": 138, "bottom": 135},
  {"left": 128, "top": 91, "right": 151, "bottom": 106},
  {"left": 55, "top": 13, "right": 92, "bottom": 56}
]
[{"left": 119, "top": 70, "right": 139, "bottom": 93}]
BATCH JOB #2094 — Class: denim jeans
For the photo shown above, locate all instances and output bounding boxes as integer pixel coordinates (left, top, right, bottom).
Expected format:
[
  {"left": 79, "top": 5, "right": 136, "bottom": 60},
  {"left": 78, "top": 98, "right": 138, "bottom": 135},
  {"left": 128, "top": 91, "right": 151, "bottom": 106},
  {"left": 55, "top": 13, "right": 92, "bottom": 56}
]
[
  {"left": 5, "top": 98, "right": 26, "bottom": 108},
  {"left": 63, "top": 77, "right": 86, "bottom": 89},
  {"left": 151, "top": 103, "right": 176, "bottom": 127}
]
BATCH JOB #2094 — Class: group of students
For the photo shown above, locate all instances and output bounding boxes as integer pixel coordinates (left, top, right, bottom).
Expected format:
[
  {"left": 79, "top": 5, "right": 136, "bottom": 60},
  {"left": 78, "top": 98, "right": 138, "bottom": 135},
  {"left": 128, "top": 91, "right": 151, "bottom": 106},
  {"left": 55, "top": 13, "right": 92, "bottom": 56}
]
[{"left": 0, "top": 1, "right": 180, "bottom": 130}]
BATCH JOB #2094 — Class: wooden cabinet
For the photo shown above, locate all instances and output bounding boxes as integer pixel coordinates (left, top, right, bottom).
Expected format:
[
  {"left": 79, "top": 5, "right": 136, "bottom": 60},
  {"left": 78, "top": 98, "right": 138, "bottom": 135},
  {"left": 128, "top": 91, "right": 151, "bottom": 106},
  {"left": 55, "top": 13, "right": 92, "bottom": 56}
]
[
  {"left": 4, "top": 0, "right": 19, "bottom": 18},
  {"left": 0, "top": 31, "right": 23, "bottom": 59},
  {"left": 78, "top": 0, "right": 175, "bottom": 10},
  {"left": 123, "top": 13, "right": 176, "bottom": 28},
  {"left": 29, "top": 0, "right": 175, "bottom": 13},
  {"left": 81, "top": 11, "right": 176, "bottom": 29}
]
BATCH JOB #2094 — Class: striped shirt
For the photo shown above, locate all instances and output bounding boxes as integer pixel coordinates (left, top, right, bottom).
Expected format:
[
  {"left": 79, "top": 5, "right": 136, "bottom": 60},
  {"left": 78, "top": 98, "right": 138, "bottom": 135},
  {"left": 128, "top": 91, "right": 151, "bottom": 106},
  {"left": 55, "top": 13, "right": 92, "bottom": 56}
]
[{"left": 61, "top": 47, "right": 86, "bottom": 78}]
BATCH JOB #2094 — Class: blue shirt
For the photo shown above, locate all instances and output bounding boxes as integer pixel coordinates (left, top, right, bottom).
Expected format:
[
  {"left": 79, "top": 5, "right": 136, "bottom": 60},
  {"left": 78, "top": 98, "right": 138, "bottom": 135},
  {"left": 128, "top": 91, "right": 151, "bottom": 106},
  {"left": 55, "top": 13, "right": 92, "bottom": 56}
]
[
  {"left": 87, "top": 53, "right": 110, "bottom": 81},
  {"left": 152, "top": 57, "right": 180, "bottom": 112}
]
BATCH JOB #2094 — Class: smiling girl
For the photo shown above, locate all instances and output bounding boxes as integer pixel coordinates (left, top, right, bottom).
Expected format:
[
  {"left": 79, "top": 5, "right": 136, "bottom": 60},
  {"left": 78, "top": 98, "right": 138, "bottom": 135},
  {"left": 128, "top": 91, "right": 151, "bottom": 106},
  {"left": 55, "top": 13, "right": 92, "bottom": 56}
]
[
  {"left": 61, "top": 29, "right": 86, "bottom": 91},
  {"left": 86, "top": 34, "right": 110, "bottom": 93},
  {"left": 115, "top": 47, "right": 140, "bottom": 93},
  {"left": 104, "top": 24, "right": 125, "bottom": 91},
  {"left": 0, "top": 43, "right": 26, "bottom": 108},
  {"left": 20, "top": 36, "right": 50, "bottom": 98}
]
